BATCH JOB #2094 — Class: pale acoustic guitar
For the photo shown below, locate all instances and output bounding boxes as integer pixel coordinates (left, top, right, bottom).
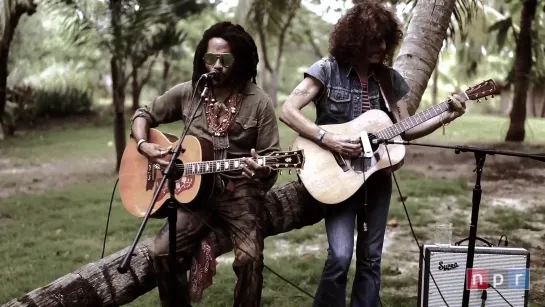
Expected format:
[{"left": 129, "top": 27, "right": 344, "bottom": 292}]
[
  {"left": 292, "top": 79, "right": 501, "bottom": 205},
  {"left": 119, "top": 129, "right": 305, "bottom": 218}
]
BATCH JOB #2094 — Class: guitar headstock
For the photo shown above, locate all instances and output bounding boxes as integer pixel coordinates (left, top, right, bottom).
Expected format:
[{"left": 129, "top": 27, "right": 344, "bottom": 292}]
[
  {"left": 465, "top": 79, "right": 502, "bottom": 102},
  {"left": 265, "top": 149, "right": 305, "bottom": 172}
]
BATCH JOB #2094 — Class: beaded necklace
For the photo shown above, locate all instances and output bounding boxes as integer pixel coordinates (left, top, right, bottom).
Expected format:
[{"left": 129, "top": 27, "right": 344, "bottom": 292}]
[{"left": 204, "top": 90, "right": 243, "bottom": 137}]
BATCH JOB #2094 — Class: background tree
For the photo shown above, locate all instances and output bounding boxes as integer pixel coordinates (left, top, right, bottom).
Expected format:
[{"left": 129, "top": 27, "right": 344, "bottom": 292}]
[{"left": 0, "top": 0, "right": 37, "bottom": 139}]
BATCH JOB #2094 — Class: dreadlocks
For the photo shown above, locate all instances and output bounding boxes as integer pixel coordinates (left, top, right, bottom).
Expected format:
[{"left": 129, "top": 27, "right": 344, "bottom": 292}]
[{"left": 192, "top": 21, "right": 259, "bottom": 89}]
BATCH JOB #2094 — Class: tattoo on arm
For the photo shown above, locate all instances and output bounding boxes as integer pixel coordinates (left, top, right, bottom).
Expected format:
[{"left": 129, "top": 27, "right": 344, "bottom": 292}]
[{"left": 291, "top": 88, "right": 310, "bottom": 97}]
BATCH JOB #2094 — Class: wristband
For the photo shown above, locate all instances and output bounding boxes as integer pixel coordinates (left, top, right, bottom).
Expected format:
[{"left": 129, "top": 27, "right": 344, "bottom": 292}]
[
  {"left": 137, "top": 139, "right": 147, "bottom": 153},
  {"left": 317, "top": 129, "right": 326, "bottom": 142}
]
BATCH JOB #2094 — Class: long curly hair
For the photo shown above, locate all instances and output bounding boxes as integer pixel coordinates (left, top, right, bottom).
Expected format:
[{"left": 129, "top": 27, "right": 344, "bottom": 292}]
[
  {"left": 191, "top": 21, "right": 259, "bottom": 90},
  {"left": 329, "top": 0, "right": 403, "bottom": 66}
]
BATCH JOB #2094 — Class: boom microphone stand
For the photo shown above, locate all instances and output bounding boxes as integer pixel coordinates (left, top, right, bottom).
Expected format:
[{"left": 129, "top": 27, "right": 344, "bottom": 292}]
[
  {"left": 374, "top": 138, "right": 545, "bottom": 307},
  {"left": 117, "top": 72, "right": 216, "bottom": 307}
]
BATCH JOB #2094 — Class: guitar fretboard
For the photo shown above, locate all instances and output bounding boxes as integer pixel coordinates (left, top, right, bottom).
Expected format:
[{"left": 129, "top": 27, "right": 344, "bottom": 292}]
[
  {"left": 182, "top": 157, "right": 265, "bottom": 175},
  {"left": 375, "top": 101, "right": 450, "bottom": 140}
]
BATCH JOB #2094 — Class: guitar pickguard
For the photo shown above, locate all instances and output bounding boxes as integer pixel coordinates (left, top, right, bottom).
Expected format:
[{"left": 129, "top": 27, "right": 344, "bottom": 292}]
[
  {"left": 350, "top": 146, "right": 383, "bottom": 173},
  {"left": 146, "top": 161, "right": 195, "bottom": 201}
]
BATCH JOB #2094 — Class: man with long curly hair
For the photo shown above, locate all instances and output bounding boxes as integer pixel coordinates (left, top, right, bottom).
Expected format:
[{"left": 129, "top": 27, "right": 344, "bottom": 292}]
[
  {"left": 280, "top": 1, "right": 467, "bottom": 306},
  {"left": 131, "top": 21, "right": 280, "bottom": 307}
]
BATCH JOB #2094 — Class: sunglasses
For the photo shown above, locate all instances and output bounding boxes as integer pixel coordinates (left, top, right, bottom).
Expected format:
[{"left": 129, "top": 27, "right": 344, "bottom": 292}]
[{"left": 203, "top": 53, "right": 235, "bottom": 67}]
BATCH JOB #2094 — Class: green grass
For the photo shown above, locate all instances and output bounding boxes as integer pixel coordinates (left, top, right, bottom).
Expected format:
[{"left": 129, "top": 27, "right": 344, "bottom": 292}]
[{"left": 2, "top": 112, "right": 545, "bottom": 306}]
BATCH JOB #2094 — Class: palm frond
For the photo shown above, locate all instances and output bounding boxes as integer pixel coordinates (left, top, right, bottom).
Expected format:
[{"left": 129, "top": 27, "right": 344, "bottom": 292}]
[{"left": 402, "top": 0, "right": 481, "bottom": 39}]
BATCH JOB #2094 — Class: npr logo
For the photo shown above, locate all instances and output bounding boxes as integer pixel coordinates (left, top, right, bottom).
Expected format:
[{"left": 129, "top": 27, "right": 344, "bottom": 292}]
[{"left": 467, "top": 268, "right": 530, "bottom": 290}]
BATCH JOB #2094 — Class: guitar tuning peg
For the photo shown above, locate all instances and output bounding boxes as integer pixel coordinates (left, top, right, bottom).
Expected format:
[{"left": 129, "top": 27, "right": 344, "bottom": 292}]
[
  {"left": 296, "top": 169, "right": 301, "bottom": 174},
  {"left": 484, "top": 97, "right": 488, "bottom": 100},
  {"left": 491, "top": 95, "right": 494, "bottom": 98},
  {"left": 288, "top": 147, "right": 291, "bottom": 151},
  {"left": 288, "top": 170, "right": 292, "bottom": 175},
  {"left": 279, "top": 171, "right": 283, "bottom": 175}
]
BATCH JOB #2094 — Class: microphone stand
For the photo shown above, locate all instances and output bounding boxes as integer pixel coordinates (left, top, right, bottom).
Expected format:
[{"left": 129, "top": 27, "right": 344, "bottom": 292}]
[
  {"left": 117, "top": 75, "right": 213, "bottom": 307},
  {"left": 375, "top": 138, "right": 545, "bottom": 307}
]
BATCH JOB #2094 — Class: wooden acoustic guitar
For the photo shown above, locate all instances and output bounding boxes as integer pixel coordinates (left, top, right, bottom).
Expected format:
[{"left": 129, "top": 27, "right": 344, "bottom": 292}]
[
  {"left": 119, "top": 129, "right": 305, "bottom": 218},
  {"left": 292, "top": 79, "right": 501, "bottom": 205}
]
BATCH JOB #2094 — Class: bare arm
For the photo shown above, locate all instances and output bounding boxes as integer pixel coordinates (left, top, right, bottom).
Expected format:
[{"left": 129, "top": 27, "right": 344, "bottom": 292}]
[
  {"left": 130, "top": 83, "right": 187, "bottom": 166},
  {"left": 131, "top": 117, "right": 151, "bottom": 142},
  {"left": 399, "top": 94, "right": 467, "bottom": 141},
  {"left": 280, "top": 77, "right": 361, "bottom": 157},
  {"left": 279, "top": 77, "right": 323, "bottom": 141}
]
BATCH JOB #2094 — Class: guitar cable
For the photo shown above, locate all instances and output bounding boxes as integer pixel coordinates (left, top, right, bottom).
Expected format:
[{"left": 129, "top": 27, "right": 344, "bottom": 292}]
[
  {"left": 381, "top": 141, "right": 451, "bottom": 307},
  {"left": 101, "top": 177, "right": 119, "bottom": 259}
]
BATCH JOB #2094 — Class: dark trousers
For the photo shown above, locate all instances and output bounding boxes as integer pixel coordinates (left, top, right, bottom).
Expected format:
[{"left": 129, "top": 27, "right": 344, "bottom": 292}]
[
  {"left": 313, "top": 171, "right": 393, "bottom": 307},
  {"left": 149, "top": 191, "right": 265, "bottom": 307}
]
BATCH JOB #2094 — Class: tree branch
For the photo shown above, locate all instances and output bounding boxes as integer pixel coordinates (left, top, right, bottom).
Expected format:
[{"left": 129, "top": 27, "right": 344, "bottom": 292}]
[{"left": 274, "top": 0, "right": 300, "bottom": 70}]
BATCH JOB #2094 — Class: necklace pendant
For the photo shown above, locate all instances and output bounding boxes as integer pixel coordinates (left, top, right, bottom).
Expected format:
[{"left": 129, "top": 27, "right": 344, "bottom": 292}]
[
  {"left": 222, "top": 118, "right": 227, "bottom": 123},
  {"left": 230, "top": 107, "right": 236, "bottom": 114},
  {"left": 205, "top": 97, "right": 209, "bottom": 101}
]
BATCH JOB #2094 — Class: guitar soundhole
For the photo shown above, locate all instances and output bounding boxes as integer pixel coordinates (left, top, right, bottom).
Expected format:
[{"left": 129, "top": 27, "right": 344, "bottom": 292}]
[{"left": 173, "top": 159, "right": 185, "bottom": 180}]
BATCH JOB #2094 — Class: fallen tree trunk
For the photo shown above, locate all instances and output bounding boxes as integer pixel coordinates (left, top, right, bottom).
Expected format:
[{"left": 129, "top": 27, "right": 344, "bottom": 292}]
[{"left": 2, "top": 181, "right": 324, "bottom": 307}]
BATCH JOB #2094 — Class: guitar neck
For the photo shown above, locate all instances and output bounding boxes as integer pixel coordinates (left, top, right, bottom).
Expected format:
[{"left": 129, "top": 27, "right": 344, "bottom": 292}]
[
  {"left": 375, "top": 101, "right": 450, "bottom": 140},
  {"left": 183, "top": 157, "right": 264, "bottom": 175}
]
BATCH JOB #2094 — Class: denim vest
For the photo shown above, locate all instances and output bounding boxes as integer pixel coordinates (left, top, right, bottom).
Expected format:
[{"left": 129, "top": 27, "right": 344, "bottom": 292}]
[{"left": 304, "top": 57, "right": 410, "bottom": 126}]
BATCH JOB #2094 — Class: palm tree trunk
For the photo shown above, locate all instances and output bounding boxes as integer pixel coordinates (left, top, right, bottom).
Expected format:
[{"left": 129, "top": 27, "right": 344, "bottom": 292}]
[
  {"left": 505, "top": 0, "right": 537, "bottom": 141},
  {"left": 0, "top": 1, "right": 37, "bottom": 138},
  {"left": 432, "top": 57, "right": 440, "bottom": 105},
  {"left": 1, "top": 181, "right": 322, "bottom": 307},
  {"left": 393, "top": 0, "right": 456, "bottom": 115}
]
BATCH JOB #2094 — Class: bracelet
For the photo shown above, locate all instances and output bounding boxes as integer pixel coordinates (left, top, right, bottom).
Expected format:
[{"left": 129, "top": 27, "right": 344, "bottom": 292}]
[
  {"left": 440, "top": 113, "right": 450, "bottom": 136},
  {"left": 317, "top": 129, "right": 327, "bottom": 142},
  {"left": 137, "top": 139, "right": 147, "bottom": 153}
]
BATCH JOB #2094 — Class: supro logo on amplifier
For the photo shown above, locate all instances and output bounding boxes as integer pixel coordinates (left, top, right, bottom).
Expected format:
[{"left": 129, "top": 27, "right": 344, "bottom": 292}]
[
  {"left": 467, "top": 268, "right": 531, "bottom": 290},
  {"left": 437, "top": 261, "right": 459, "bottom": 271}
]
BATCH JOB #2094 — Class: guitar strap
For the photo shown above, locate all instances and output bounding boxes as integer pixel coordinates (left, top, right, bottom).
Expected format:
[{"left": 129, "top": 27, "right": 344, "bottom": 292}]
[{"left": 373, "top": 65, "right": 400, "bottom": 124}]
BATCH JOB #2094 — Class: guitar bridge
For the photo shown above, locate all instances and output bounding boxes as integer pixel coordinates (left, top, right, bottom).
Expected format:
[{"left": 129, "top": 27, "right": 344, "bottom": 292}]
[
  {"left": 333, "top": 152, "right": 350, "bottom": 172},
  {"left": 146, "top": 162, "right": 158, "bottom": 191}
]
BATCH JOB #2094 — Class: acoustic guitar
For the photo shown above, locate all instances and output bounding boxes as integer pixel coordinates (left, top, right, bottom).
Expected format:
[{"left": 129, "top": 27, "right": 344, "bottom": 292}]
[
  {"left": 119, "top": 129, "right": 305, "bottom": 218},
  {"left": 292, "top": 79, "right": 501, "bottom": 205}
]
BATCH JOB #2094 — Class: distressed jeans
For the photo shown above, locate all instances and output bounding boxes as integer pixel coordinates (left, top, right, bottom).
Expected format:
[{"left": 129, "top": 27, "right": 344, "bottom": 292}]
[{"left": 313, "top": 171, "right": 393, "bottom": 307}]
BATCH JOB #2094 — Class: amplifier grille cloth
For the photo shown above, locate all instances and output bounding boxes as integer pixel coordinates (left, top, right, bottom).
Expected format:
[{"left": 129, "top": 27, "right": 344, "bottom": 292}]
[{"left": 420, "top": 245, "right": 529, "bottom": 307}]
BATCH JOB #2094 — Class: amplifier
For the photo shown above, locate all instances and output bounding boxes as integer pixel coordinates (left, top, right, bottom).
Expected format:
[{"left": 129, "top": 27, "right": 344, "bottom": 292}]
[{"left": 417, "top": 244, "right": 530, "bottom": 307}]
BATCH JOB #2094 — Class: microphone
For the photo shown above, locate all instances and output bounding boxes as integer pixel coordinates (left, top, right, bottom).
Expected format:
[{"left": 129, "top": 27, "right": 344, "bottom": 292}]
[{"left": 202, "top": 71, "right": 218, "bottom": 79}]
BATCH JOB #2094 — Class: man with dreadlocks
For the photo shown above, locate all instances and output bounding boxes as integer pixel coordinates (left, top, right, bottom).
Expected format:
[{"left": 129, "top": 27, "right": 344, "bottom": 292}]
[
  {"left": 280, "top": 1, "right": 467, "bottom": 307},
  {"left": 130, "top": 21, "right": 280, "bottom": 307}
]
